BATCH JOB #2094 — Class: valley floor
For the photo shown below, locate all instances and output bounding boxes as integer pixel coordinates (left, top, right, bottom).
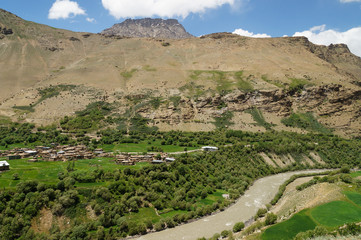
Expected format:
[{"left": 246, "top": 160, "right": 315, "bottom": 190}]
[{"left": 136, "top": 170, "right": 325, "bottom": 240}]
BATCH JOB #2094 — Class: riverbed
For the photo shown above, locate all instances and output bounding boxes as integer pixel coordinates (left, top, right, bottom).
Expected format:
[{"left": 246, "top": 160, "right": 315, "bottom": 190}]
[{"left": 136, "top": 169, "right": 325, "bottom": 240}]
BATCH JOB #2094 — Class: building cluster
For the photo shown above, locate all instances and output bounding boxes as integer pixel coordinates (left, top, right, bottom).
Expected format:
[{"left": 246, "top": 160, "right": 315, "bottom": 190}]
[
  {"left": 0, "top": 145, "right": 177, "bottom": 169},
  {"left": 0, "top": 145, "right": 111, "bottom": 162},
  {"left": 115, "top": 153, "right": 175, "bottom": 165}
]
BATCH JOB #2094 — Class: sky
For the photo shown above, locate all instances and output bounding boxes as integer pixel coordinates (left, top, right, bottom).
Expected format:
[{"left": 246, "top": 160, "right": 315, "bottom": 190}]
[{"left": 1, "top": 0, "right": 361, "bottom": 56}]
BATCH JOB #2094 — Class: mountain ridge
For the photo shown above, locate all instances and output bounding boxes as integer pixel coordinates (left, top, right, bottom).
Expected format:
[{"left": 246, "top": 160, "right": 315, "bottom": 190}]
[{"left": 0, "top": 9, "right": 360, "bottom": 137}]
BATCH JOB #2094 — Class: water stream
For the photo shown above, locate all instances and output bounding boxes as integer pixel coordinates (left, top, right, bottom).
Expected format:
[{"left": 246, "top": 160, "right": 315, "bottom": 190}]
[{"left": 136, "top": 169, "right": 325, "bottom": 240}]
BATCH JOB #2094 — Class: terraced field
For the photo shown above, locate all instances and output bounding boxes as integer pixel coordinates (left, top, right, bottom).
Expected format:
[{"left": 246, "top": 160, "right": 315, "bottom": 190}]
[{"left": 262, "top": 191, "right": 361, "bottom": 239}]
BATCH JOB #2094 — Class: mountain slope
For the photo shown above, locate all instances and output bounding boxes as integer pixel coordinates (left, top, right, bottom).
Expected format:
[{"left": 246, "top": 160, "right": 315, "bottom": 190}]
[{"left": 0, "top": 10, "right": 360, "bottom": 137}]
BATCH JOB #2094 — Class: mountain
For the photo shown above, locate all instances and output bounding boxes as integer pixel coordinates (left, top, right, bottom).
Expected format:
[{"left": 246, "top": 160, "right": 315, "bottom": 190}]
[
  {"left": 0, "top": 9, "right": 361, "bottom": 137},
  {"left": 101, "top": 18, "right": 194, "bottom": 39}
]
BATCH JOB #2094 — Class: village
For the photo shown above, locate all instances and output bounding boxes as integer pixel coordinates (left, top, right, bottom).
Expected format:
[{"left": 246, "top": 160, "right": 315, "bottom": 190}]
[
  {"left": 0, "top": 145, "right": 219, "bottom": 172},
  {"left": 0, "top": 144, "right": 182, "bottom": 171}
]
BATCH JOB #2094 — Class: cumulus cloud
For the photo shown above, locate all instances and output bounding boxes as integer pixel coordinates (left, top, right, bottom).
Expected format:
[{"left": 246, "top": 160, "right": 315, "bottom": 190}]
[
  {"left": 293, "top": 25, "right": 361, "bottom": 57},
  {"left": 101, "top": 0, "right": 238, "bottom": 19},
  {"left": 86, "top": 17, "right": 96, "bottom": 23},
  {"left": 233, "top": 28, "right": 271, "bottom": 38},
  {"left": 48, "top": 0, "right": 86, "bottom": 20}
]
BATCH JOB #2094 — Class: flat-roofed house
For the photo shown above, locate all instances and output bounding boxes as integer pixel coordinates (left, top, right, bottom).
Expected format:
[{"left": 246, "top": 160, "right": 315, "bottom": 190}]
[
  {"left": 165, "top": 157, "right": 176, "bottom": 162},
  {"left": 0, "top": 161, "right": 10, "bottom": 171},
  {"left": 202, "top": 146, "right": 218, "bottom": 152}
]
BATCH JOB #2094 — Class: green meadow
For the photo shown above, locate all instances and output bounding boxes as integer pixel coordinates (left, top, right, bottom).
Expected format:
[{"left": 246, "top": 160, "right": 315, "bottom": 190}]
[
  {"left": 0, "top": 157, "right": 149, "bottom": 189},
  {"left": 262, "top": 192, "right": 361, "bottom": 240},
  {"left": 99, "top": 140, "right": 199, "bottom": 153},
  {"left": 350, "top": 171, "right": 361, "bottom": 178},
  {"left": 262, "top": 210, "right": 317, "bottom": 240},
  {"left": 310, "top": 201, "right": 361, "bottom": 227}
]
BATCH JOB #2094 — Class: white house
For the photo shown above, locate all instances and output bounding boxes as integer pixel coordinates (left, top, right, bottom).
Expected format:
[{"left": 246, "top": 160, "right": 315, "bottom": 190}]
[
  {"left": 202, "top": 146, "right": 218, "bottom": 152},
  {"left": 165, "top": 157, "right": 175, "bottom": 162},
  {"left": 0, "top": 161, "right": 10, "bottom": 171}
]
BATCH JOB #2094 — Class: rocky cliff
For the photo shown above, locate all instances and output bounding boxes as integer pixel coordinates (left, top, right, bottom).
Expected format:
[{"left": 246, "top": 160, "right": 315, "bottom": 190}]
[{"left": 101, "top": 18, "right": 193, "bottom": 39}]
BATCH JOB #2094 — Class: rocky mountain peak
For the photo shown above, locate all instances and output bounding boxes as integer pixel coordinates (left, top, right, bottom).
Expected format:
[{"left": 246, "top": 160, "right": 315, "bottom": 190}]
[{"left": 101, "top": 18, "right": 193, "bottom": 39}]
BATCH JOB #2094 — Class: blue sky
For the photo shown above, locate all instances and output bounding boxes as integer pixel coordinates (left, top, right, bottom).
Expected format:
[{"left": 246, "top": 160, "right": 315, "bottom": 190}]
[{"left": 1, "top": 0, "right": 361, "bottom": 55}]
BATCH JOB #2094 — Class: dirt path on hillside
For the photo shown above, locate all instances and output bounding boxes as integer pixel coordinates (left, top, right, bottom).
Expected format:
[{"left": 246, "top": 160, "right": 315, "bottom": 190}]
[{"left": 136, "top": 169, "right": 326, "bottom": 240}]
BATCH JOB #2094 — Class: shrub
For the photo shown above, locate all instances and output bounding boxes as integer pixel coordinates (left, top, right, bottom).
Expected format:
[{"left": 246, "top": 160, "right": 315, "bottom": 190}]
[
  {"left": 340, "top": 174, "right": 353, "bottom": 183},
  {"left": 265, "top": 212, "right": 277, "bottom": 225},
  {"left": 221, "top": 230, "right": 231, "bottom": 237},
  {"left": 254, "top": 208, "right": 267, "bottom": 220},
  {"left": 233, "top": 222, "right": 245, "bottom": 233},
  {"left": 339, "top": 223, "right": 361, "bottom": 236},
  {"left": 12, "top": 173, "right": 19, "bottom": 180},
  {"left": 340, "top": 165, "right": 350, "bottom": 173}
]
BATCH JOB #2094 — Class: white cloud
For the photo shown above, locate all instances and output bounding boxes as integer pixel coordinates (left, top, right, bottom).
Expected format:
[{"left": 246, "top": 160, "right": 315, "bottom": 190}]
[
  {"left": 293, "top": 25, "right": 361, "bottom": 57},
  {"left": 233, "top": 28, "right": 271, "bottom": 38},
  {"left": 101, "top": 0, "right": 238, "bottom": 19},
  {"left": 310, "top": 24, "right": 326, "bottom": 32},
  {"left": 86, "top": 17, "right": 96, "bottom": 23},
  {"left": 48, "top": 0, "right": 86, "bottom": 20},
  {"left": 340, "top": 0, "right": 361, "bottom": 3}
]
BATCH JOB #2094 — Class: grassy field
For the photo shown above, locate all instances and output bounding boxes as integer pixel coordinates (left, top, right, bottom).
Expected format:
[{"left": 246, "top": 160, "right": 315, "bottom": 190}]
[
  {"left": 345, "top": 192, "right": 361, "bottom": 206},
  {"left": 262, "top": 210, "right": 317, "bottom": 240},
  {"left": 0, "top": 143, "right": 35, "bottom": 150},
  {"left": 350, "top": 171, "right": 361, "bottom": 178},
  {"left": 100, "top": 140, "right": 199, "bottom": 153},
  {"left": 123, "top": 208, "right": 160, "bottom": 224},
  {"left": 199, "top": 190, "right": 228, "bottom": 206},
  {"left": 122, "top": 208, "right": 188, "bottom": 226},
  {"left": 0, "top": 157, "right": 149, "bottom": 189},
  {"left": 310, "top": 201, "right": 361, "bottom": 227},
  {"left": 263, "top": 191, "right": 361, "bottom": 239}
]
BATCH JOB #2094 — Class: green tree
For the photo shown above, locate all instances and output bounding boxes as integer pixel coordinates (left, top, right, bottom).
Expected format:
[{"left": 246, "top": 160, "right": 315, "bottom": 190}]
[
  {"left": 265, "top": 212, "right": 277, "bottom": 225},
  {"left": 233, "top": 221, "right": 245, "bottom": 232}
]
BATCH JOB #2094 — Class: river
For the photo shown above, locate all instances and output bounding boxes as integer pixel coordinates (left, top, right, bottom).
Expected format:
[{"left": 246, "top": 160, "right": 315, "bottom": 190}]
[{"left": 136, "top": 169, "right": 325, "bottom": 240}]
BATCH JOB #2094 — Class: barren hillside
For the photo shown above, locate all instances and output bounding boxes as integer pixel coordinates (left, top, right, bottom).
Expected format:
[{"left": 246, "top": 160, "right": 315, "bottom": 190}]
[{"left": 0, "top": 9, "right": 360, "bottom": 137}]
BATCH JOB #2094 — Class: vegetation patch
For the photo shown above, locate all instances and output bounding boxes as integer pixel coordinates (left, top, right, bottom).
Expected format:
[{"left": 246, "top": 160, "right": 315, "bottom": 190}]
[
  {"left": 246, "top": 107, "right": 274, "bottom": 130},
  {"left": 235, "top": 71, "right": 254, "bottom": 92},
  {"left": 179, "top": 82, "right": 206, "bottom": 98},
  {"left": 288, "top": 78, "right": 312, "bottom": 94},
  {"left": 311, "top": 201, "right": 361, "bottom": 227},
  {"left": 121, "top": 69, "right": 137, "bottom": 80},
  {"left": 213, "top": 111, "right": 234, "bottom": 128},
  {"left": 12, "top": 105, "right": 35, "bottom": 112},
  {"left": 149, "top": 97, "right": 162, "bottom": 109},
  {"left": 143, "top": 65, "right": 157, "bottom": 72},
  {"left": 261, "top": 75, "right": 285, "bottom": 88},
  {"left": 189, "top": 70, "right": 253, "bottom": 94},
  {"left": 350, "top": 171, "right": 361, "bottom": 178},
  {"left": 60, "top": 101, "right": 112, "bottom": 132},
  {"left": 345, "top": 192, "right": 361, "bottom": 206},
  {"left": 0, "top": 115, "right": 13, "bottom": 126},
  {"left": 12, "top": 85, "right": 76, "bottom": 112},
  {"left": 100, "top": 141, "right": 198, "bottom": 153},
  {"left": 281, "top": 112, "right": 332, "bottom": 134},
  {"left": 262, "top": 210, "right": 317, "bottom": 240},
  {"left": 0, "top": 158, "right": 148, "bottom": 189},
  {"left": 169, "top": 96, "right": 181, "bottom": 108}
]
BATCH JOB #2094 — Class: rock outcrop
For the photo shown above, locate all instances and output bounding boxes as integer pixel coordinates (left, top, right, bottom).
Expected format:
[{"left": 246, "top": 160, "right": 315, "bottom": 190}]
[{"left": 101, "top": 18, "right": 193, "bottom": 39}]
